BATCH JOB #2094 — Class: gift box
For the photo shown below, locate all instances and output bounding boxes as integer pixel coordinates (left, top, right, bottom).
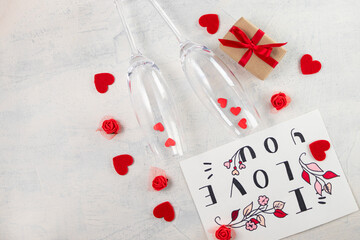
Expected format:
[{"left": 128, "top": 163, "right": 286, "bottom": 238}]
[{"left": 219, "top": 17, "right": 287, "bottom": 80}]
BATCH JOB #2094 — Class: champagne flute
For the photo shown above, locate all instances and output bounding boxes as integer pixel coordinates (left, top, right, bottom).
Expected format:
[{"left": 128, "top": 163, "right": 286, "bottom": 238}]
[
  {"left": 114, "top": 0, "right": 184, "bottom": 156},
  {"left": 149, "top": 0, "right": 260, "bottom": 136}
]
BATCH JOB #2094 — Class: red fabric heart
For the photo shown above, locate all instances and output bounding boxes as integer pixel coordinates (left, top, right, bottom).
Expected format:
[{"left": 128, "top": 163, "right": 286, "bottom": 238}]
[
  {"left": 238, "top": 118, "right": 247, "bottom": 129},
  {"left": 153, "top": 122, "right": 164, "bottom": 132},
  {"left": 300, "top": 54, "right": 321, "bottom": 75},
  {"left": 199, "top": 14, "right": 219, "bottom": 34},
  {"left": 217, "top": 98, "right": 227, "bottom": 108},
  {"left": 165, "top": 138, "right": 176, "bottom": 147},
  {"left": 113, "top": 154, "right": 134, "bottom": 175},
  {"left": 94, "top": 73, "right": 115, "bottom": 93},
  {"left": 153, "top": 201, "right": 175, "bottom": 222},
  {"left": 230, "top": 107, "right": 241, "bottom": 116},
  {"left": 309, "top": 140, "right": 330, "bottom": 161}
]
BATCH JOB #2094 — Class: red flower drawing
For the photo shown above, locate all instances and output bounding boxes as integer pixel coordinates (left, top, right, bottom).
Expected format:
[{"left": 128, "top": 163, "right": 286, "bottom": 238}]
[
  {"left": 214, "top": 196, "right": 287, "bottom": 232},
  {"left": 245, "top": 220, "right": 258, "bottom": 231}
]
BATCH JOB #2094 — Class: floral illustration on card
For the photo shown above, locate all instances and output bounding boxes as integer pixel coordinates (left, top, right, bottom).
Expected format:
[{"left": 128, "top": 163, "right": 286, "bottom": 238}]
[
  {"left": 223, "top": 146, "right": 256, "bottom": 176},
  {"left": 214, "top": 195, "right": 287, "bottom": 233},
  {"left": 298, "top": 152, "right": 339, "bottom": 197}
]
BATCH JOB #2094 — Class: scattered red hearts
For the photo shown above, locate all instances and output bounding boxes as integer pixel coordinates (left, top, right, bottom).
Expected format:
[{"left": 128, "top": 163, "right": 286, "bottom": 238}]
[
  {"left": 238, "top": 118, "right": 247, "bottom": 129},
  {"left": 217, "top": 98, "right": 227, "bottom": 108},
  {"left": 153, "top": 201, "right": 175, "bottom": 222},
  {"left": 113, "top": 154, "right": 134, "bottom": 175},
  {"left": 165, "top": 138, "right": 176, "bottom": 147},
  {"left": 94, "top": 73, "right": 115, "bottom": 93},
  {"left": 153, "top": 122, "right": 165, "bottom": 132},
  {"left": 199, "top": 14, "right": 220, "bottom": 34},
  {"left": 309, "top": 140, "right": 330, "bottom": 161},
  {"left": 230, "top": 107, "right": 241, "bottom": 116},
  {"left": 300, "top": 54, "right": 322, "bottom": 75}
]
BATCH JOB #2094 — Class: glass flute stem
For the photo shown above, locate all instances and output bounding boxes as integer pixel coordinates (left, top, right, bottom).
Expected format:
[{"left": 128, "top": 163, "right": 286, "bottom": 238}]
[
  {"left": 114, "top": 0, "right": 141, "bottom": 56},
  {"left": 148, "top": 0, "right": 186, "bottom": 44}
]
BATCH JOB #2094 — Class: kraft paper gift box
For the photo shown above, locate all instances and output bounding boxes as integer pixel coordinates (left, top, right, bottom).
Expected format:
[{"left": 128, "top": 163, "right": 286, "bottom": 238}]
[{"left": 219, "top": 17, "right": 287, "bottom": 80}]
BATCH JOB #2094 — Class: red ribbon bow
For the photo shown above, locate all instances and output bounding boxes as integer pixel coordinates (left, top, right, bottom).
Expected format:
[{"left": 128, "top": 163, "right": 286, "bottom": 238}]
[{"left": 219, "top": 26, "right": 287, "bottom": 68}]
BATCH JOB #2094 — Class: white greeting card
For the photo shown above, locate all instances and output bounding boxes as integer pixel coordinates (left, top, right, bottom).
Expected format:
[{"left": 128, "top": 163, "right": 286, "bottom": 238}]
[{"left": 180, "top": 110, "right": 358, "bottom": 240}]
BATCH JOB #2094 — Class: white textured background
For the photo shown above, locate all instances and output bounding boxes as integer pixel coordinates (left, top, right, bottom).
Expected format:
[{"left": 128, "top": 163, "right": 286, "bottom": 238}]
[{"left": 0, "top": 0, "right": 359, "bottom": 239}]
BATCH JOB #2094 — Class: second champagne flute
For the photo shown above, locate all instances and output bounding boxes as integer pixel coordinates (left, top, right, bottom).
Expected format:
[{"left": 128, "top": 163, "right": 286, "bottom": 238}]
[{"left": 149, "top": 0, "right": 261, "bottom": 136}]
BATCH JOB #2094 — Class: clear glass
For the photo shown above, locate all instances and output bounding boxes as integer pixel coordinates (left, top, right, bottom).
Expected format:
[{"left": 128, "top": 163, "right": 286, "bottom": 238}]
[
  {"left": 149, "top": 0, "right": 261, "bottom": 136},
  {"left": 128, "top": 54, "right": 184, "bottom": 156},
  {"left": 180, "top": 41, "right": 260, "bottom": 135},
  {"left": 115, "top": 0, "right": 184, "bottom": 157}
]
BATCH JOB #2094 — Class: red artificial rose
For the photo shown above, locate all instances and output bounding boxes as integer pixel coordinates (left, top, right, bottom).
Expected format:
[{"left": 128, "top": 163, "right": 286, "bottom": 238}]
[
  {"left": 152, "top": 176, "right": 168, "bottom": 191},
  {"left": 102, "top": 119, "right": 120, "bottom": 134},
  {"left": 215, "top": 225, "right": 232, "bottom": 240},
  {"left": 271, "top": 92, "right": 288, "bottom": 110}
]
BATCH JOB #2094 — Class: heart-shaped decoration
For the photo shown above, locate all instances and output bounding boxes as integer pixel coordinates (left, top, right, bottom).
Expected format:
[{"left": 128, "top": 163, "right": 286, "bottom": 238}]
[
  {"left": 113, "top": 154, "right": 134, "bottom": 175},
  {"left": 223, "top": 161, "right": 230, "bottom": 169},
  {"left": 165, "top": 138, "right": 176, "bottom": 147},
  {"left": 153, "top": 122, "right": 164, "bottom": 132},
  {"left": 300, "top": 54, "right": 322, "bottom": 75},
  {"left": 309, "top": 140, "right": 330, "bottom": 161},
  {"left": 94, "top": 73, "right": 115, "bottom": 93},
  {"left": 199, "top": 14, "right": 219, "bottom": 34},
  {"left": 217, "top": 98, "right": 227, "bottom": 108},
  {"left": 239, "top": 164, "right": 246, "bottom": 169},
  {"left": 153, "top": 201, "right": 175, "bottom": 222},
  {"left": 238, "top": 118, "right": 247, "bottom": 129},
  {"left": 230, "top": 107, "right": 241, "bottom": 116},
  {"left": 232, "top": 169, "right": 239, "bottom": 176}
]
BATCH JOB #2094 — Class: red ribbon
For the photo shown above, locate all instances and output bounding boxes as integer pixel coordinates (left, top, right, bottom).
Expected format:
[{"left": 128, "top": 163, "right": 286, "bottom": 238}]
[{"left": 219, "top": 26, "right": 287, "bottom": 68}]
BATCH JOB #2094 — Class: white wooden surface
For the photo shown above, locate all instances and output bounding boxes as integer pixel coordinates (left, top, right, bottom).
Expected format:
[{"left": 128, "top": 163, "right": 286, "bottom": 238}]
[{"left": 0, "top": 0, "right": 359, "bottom": 239}]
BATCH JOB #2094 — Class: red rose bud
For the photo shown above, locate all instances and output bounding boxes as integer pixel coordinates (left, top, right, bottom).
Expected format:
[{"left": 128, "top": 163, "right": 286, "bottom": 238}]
[
  {"left": 215, "top": 225, "right": 232, "bottom": 240},
  {"left": 102, "top": 119, "right": 120, "bottom": 134},
  {"left": 250, "top": 218, "right": 259, "bottom": 224},
  {"left": 271, "top": 92, "right": 290, "bottom": 111},
  {"left": 273, "top": 209, "right": 287, "bottom": 218},
  {"left": 152, "top": 176, "right": 168, "bottom": 191}
]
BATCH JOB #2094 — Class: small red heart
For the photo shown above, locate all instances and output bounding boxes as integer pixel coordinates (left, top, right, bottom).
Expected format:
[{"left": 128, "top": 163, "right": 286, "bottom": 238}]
[
  {"left": 199, "top": 14, "right": 219, "bottom": 34},
  {"left": 230, "top": 107, "right": 241, "bottom": 116},
  {"left": 113, "top": 154, "right": 134, "bottom": 175},
  {"left": 94, "top": 73, "right": 115, "bottom": 93},
  {"left": 153, "top": 122, "right": 164, "bottom": 132},
  {"left": 165, "top": 138, "right": 176, "bottom": 147},
  {"left": 153, "top": 201, "right": 175, "bottom": 222},
  {"left": 309, "top": 140, "right": 330, "bottom": 161},
  {"left": 217, "top": 98, "right": 227, "bottom": 108},
  {"left": 300, "top": 54, "right": 321, "bottom": 75},
  {"left": 238, "top": 118, "right": 247, "bottom": 129}
]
